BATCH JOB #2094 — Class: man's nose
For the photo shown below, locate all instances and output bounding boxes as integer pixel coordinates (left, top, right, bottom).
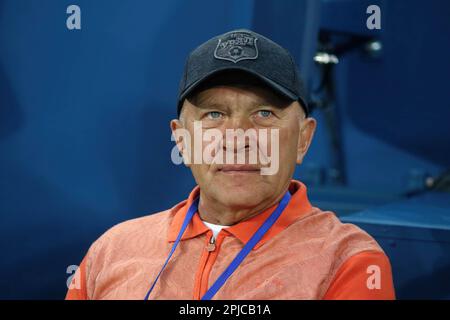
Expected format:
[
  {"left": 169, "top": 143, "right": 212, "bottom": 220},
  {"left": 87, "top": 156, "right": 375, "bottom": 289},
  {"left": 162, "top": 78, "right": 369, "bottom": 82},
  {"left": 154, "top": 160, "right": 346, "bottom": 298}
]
[{"left": 222, "top": 116, "right": 254, "bottom": 153}]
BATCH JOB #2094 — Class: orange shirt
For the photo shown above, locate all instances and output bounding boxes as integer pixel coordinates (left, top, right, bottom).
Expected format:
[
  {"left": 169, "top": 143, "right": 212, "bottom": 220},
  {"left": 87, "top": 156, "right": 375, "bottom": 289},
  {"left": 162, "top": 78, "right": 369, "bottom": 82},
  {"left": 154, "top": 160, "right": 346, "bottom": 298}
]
[{"left": 66, "top": 180, "right": 395, "bottom": 300}]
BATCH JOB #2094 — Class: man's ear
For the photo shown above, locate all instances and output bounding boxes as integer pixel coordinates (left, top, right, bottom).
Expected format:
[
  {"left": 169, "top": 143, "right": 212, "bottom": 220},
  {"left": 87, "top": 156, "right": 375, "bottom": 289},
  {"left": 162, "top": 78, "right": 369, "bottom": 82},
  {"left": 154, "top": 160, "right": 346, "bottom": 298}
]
[
  {"left": 296, "top": 117, "right": 317, "bottom": 164},
  {"left": 170, "top": 119, "right": 191, "bottom": 167}
]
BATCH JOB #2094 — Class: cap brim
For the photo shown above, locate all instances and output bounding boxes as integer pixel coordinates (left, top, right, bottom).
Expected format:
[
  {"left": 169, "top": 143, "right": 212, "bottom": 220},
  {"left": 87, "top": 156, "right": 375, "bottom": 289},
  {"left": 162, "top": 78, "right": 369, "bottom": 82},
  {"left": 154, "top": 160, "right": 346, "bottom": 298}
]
[{"left": 178, "top": 66, "right": 308, "bottom": 115}]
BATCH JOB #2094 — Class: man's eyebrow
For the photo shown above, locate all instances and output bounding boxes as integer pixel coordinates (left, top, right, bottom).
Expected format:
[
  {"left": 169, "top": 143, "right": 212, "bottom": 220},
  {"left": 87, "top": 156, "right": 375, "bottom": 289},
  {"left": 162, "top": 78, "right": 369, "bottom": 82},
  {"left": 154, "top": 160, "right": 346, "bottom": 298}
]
[{"left": 191, "top": 94, "right": 283, "bottom": 110}]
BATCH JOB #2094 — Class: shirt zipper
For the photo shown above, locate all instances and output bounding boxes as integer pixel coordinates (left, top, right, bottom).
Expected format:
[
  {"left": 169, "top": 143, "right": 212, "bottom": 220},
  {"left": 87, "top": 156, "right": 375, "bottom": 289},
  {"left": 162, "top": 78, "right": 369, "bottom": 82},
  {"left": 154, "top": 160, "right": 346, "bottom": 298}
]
[
  {"left": 206, "top": 234, "right": 216, "bottom": 252},
  {"left": 193, "top": 231, "right": 223, "bottom": 299}
]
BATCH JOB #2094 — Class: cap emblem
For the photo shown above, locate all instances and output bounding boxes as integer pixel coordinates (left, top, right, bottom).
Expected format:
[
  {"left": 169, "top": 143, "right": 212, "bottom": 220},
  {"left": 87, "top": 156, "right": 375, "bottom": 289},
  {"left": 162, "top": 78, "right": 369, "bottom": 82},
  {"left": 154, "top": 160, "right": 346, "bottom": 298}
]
[{"left": 214, "top": 32, "right": 258, "bottom": 63}]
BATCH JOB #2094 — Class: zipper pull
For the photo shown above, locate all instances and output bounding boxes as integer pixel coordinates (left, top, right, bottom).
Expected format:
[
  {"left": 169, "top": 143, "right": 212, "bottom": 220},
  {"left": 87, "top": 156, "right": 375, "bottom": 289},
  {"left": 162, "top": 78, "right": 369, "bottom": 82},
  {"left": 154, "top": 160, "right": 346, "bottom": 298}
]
[{"left": 206, "top": 235, "right": 216, "bottom": 252}]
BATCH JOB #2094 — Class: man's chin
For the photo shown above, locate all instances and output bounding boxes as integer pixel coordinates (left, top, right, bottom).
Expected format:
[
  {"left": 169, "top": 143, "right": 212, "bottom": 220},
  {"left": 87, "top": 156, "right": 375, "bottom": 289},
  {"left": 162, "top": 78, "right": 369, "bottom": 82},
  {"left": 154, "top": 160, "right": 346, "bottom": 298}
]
[
  {"left": 215, "top": 170, "right": 264, "bottom": 185},
  {"left": 213, "top": 183, "right": 267, "bottom": 207}
]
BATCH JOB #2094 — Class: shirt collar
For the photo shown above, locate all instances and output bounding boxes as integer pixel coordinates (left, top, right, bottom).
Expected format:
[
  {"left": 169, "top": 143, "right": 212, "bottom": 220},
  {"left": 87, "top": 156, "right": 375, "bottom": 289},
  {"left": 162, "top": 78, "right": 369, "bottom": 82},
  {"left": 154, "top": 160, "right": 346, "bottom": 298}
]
[{"left": 167, "top": 180, "right": 313, "bottom": 250}]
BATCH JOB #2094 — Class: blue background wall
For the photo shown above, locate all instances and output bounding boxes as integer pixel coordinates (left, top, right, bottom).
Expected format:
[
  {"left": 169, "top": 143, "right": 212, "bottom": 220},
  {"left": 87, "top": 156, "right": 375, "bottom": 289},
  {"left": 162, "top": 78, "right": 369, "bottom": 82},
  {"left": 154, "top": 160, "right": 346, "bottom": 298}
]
[{"left": 1, "top": 0, "right": 449, "bottom": 299}]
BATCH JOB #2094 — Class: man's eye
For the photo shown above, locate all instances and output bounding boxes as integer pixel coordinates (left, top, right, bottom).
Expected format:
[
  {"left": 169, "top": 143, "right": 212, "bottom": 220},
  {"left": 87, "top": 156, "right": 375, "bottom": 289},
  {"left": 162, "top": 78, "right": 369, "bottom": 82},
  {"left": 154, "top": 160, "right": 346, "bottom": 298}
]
[
  {"left": 207, "top": 111, "right": 223, "bottom": 119},
  {"left": 257, "top": 110, "right": 273, "bottom": 118}
]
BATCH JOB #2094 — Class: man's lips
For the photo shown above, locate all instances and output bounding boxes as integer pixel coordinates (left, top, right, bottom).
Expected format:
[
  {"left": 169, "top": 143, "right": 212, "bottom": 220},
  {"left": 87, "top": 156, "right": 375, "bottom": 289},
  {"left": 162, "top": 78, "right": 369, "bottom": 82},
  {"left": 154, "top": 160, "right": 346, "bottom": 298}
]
[{"left": 217, "top": 165, "right": 261, "bottom": 173}]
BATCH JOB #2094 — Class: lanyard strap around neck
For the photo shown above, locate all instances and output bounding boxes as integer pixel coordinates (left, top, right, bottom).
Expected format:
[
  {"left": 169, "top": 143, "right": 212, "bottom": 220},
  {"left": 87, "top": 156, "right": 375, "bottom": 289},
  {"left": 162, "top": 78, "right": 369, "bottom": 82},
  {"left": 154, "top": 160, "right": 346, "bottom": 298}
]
[
  {"left": 143, "top": 196, "right": 199, "bottom": 300},
  {"left": 202, "top": 191, "right": 291, "bottom": 300},
  {"left": 144, "top": 191, "right": 291, "bottom": 300}
]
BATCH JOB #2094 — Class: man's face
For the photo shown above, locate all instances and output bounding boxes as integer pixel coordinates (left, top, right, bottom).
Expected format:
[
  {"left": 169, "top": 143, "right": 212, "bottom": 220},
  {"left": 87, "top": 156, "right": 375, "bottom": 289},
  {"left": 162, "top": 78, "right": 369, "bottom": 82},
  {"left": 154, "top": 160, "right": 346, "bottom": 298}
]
[{"left": 171, "top": 83, "right": 316, "bottom": 211}]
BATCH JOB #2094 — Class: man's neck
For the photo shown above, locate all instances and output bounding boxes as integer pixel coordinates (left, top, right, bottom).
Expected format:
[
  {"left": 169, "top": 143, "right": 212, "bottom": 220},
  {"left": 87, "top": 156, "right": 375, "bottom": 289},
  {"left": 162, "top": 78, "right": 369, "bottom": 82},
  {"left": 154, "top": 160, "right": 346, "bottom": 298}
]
[{"left": 197, "top": 188, "right": 289, "bottom": 226}]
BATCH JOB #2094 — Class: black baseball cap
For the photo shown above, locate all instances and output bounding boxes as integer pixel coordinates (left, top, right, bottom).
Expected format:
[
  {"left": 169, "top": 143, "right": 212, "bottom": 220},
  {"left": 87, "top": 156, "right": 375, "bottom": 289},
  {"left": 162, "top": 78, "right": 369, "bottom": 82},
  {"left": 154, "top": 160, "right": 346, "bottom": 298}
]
[{"left": 177, "top": 29, "right": 309, "bottom": 116}]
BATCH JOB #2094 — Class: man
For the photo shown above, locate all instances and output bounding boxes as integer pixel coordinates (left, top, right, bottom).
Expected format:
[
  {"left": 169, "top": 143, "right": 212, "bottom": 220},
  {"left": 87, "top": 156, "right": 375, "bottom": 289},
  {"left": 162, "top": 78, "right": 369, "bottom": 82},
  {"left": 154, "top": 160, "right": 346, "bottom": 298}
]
[{"left": 66, "top": 29, "right": 395, "bottom": 300}]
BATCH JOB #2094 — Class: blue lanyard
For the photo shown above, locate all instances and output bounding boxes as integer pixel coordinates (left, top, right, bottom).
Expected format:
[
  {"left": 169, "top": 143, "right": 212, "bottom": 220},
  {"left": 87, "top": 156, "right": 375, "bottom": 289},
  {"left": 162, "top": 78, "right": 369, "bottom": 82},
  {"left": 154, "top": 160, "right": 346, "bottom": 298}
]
[{"left": 144, "top": 191, "right": 291, "bottom": 300}]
